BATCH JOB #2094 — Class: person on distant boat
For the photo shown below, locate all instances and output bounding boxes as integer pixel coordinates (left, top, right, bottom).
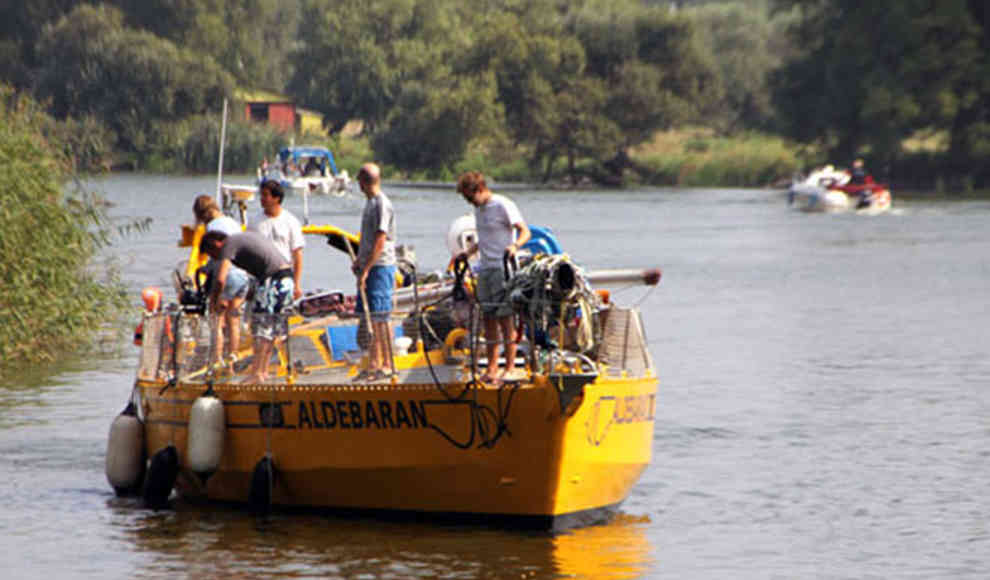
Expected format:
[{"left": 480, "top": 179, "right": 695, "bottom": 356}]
[
  {"left": 351, "top": 162, "right": 398, "bottom": 382},
  {"left": 200, "top": 230, "right": 294, "bottom": 383},
  {"left": 303, "top": 157, "right": 322, "bottom": 177},
  {"left": 849, "top": 158, "right": 872, "bottom": 208},
  {"left": 455, "top": 171, "right": 531, "bottom": 384},
  {"left": 849, "top": 159, "right": 867, "bottom": 184},
  {"left": 249, "top": 180, "right": 304, "bottom": 301},
  {"left": 193, "top": 195, "right": 252, "bottom": 371}
]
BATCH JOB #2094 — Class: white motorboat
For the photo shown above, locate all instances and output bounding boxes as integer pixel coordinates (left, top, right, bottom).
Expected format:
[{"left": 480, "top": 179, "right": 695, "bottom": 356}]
[
  {"left": 788, "top": 165, "right": 892, "bottom": 214},
  {"left": 258, "top": 146, "right": 354, "bottom": 197}
]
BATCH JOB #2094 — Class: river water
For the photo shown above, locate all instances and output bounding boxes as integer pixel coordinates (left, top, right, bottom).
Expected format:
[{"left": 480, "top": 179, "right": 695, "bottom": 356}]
[{"left": 2, "top": 175, "right": 988, "bottom": 579}]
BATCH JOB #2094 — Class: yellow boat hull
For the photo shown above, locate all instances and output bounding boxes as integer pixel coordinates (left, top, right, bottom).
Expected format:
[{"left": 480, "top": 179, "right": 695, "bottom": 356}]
[{"left": 137, "top": 373, "right": 656, "bottom": 529}]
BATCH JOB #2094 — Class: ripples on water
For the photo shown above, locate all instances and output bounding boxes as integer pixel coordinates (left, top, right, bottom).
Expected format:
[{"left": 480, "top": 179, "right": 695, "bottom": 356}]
[{"left": 1, "top": 178, "right": 988, "bottom": 579}]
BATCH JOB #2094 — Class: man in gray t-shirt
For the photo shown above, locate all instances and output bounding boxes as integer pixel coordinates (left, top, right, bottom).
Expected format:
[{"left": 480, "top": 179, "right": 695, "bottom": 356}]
[
  {"left": 201, "top": 231, "right": 294, "bottom": 383},
  {"left": 356, "top": 190, "right": 396, "bottom": 270},
  {"left": 216, "top": 231, "right": 290, "bottom": 281},
  {"left": 351, "top": 163, "right": 398, "bottom": 382},
  {"left": 455, "top": 171, "right": 530, "bottom": 384}
]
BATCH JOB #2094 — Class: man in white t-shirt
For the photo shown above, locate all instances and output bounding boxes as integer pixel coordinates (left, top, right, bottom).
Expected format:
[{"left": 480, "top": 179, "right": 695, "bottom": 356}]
[
  {"left": 455, "top": 171, "right": 530, "bottom": 383},
  {"left": 249, "top": 180, "right": 304, "bottom": 301}
]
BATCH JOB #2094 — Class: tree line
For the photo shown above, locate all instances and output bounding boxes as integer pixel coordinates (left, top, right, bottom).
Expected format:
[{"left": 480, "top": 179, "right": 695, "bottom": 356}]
[{"left": 0, "top": 0, "right": 987, "bottom": 187}]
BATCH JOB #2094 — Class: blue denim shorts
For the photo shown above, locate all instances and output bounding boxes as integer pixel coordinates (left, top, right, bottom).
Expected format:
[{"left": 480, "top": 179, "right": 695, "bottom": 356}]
[
  {"left": 221, "top": 266, "right": 251, "bottom": 301},
  {"left": 355, "top": 265, "right": 396, "bottom": 323},
  {"left": 205, "top": 259, "right": 250, "bottom": 301}
]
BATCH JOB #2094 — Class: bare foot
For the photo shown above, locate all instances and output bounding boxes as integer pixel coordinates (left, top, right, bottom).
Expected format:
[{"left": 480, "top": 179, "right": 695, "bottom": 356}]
[
  {"left": 352, "top": 369, "right": 375, "bottom": 382},
  {"left": 501, "top": 368, "right": 527, "bottom": 382}
]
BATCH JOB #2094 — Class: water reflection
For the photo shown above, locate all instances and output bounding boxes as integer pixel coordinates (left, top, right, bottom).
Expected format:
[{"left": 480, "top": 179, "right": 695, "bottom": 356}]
[
  {"left": 116, "top": 502, "right": 654, "bottom": 579},
  {"left": 552, "top": 514, "right": 655, "bottom": 579}
]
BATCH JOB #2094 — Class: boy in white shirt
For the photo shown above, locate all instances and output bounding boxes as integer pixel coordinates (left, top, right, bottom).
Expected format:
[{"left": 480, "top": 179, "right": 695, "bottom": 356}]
[{"left": 249, "top": 180, "right": 304, "bottom": 301}]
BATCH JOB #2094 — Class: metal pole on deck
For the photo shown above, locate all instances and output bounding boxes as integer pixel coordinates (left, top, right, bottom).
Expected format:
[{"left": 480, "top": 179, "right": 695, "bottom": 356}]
[{"left": 215, "top": 98, "right": 228, "bottom": 204}]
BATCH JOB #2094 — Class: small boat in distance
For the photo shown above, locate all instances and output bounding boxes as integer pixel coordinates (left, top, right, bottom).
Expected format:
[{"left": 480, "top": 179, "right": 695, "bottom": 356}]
[
  {"left": 106, "top": 204, "right": 662, "bottom": 531},
  {"left": 788, "top": 164, "right": 892, "bottom": 214},
  {"left": 258, "top": 146, "right": 353, "bottom": 197}
]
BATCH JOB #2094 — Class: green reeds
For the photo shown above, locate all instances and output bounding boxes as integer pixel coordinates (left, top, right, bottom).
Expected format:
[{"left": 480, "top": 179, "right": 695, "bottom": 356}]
[
  {"left": 0, "top": 87, "right": 128, "bottom": 379},
  {"left": 630, "top": 129, "right": 803, "bottom": 187}
]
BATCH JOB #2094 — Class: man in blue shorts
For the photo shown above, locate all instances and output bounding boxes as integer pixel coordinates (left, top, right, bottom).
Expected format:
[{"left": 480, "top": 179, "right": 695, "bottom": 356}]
[
  {"left": 351, "top": 162, "right": 397, "bottom": 382},
  {"left": 200, "top": 230, "right": 294, "bottom": 383}
]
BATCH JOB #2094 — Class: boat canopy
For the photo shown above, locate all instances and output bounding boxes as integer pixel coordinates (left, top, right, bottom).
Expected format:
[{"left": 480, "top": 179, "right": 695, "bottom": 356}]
[{"left": 277, "top": 146, "right": 340, "bottom": 176}]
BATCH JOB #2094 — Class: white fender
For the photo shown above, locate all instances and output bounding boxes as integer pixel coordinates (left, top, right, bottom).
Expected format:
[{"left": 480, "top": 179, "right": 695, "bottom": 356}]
[
  {"left": 446, "top": 214, "right": 477, "bottom": 258},
  {"left": 105, "top": 402, "right": 144, "bottom": 495},
  {"left": 187, "top": 395, "right": 225, "bottom": 474}
]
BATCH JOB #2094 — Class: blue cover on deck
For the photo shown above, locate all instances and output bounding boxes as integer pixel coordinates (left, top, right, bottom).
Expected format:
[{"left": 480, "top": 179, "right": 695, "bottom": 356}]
[{"left": 326, "top": 324, "right": 404, "bottom": 361}]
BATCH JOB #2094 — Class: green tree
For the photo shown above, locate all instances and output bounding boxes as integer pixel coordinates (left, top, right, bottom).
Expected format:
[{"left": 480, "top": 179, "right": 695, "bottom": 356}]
[
  {"left": 289, "top": 0, "right": 465, "bottom": 135},
  {"left": 685, "top": 1, "right": 795, "bottom": 133},
  {"left": 288, "top": 0, "right": 398, "bottom": 134},
  {"left": 372, "top": 71, "right": 504, "bottom": 175},
  {"left": 945, "top": 0, "right": 990, "bottom": 182},
  {"left": 111, "top": 0, "right": 296, "bottom": 88},
  {"left": 462, "top": 7, "right": 597, "bottom": 180},
  {"left": 34, "top": 4, "right": 233, "bottom": 162},
  {"left": 540, "top": 76, "right": 622, "bottom": 182},
  {"left": 772, "top": 0, "right": 988, "bottom": 183},
  {"left": 0, "top": 0, "right": 77, "bottom": 88},
  {"left": 570, "top": 2, "right": 719, "bottom": 179}
]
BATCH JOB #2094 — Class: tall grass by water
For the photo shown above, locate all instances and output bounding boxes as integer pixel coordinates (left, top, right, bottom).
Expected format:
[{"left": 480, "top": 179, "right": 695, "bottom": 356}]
[
  {"left": 629, "top": 129, "right": 803, "bottom": 187},
  {"left": 0, "top": 87, "right": 129, "bottom": 379}
]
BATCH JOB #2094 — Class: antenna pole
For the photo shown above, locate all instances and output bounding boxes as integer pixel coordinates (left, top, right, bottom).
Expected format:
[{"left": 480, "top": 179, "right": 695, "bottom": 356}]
[{"left": 215, "top": 98, "right": 229, "bottom": 203}]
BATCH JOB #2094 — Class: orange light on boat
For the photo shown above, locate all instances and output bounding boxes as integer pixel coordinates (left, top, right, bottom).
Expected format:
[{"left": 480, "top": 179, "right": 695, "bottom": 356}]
[
  {"left": 141, "top": 287, "right": 163, "bottom": 312},
  {"left": 135, "top": 287, "right": 163, "bottom": 346}
]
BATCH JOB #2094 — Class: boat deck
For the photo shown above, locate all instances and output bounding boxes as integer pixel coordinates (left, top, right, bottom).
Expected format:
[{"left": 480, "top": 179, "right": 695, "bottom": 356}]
[{"left": 286, "top": 363, "right": 472, "bottom": 386}]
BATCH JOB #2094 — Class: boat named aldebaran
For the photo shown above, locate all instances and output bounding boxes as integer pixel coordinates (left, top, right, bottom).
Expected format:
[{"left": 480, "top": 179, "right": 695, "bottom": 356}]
[{"left": 106, "top": 210, "right": 661, "bottom": 531}]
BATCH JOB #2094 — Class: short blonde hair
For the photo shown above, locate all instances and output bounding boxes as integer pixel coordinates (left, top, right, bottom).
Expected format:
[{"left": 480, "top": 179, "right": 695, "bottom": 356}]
[{"left": 192, "top": 195, "right": 219, "bottom": 223}]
